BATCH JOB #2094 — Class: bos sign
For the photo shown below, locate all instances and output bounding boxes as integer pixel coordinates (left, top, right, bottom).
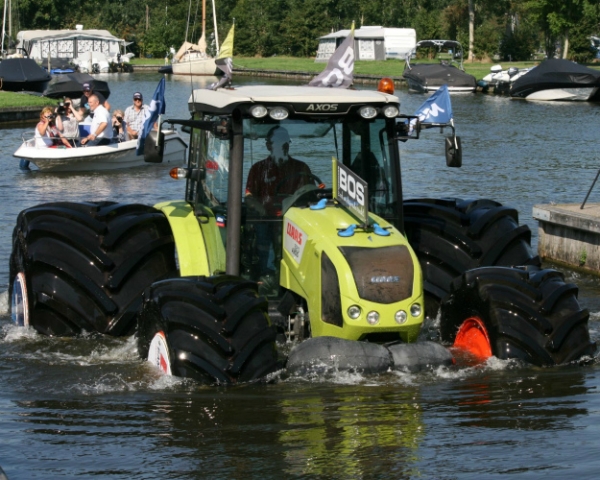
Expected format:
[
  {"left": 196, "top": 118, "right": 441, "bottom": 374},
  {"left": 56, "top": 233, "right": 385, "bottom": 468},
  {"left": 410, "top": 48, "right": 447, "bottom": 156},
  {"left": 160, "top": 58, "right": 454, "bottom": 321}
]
[{"left": 335, "top": 161, "right": 368, "bottom": 225}]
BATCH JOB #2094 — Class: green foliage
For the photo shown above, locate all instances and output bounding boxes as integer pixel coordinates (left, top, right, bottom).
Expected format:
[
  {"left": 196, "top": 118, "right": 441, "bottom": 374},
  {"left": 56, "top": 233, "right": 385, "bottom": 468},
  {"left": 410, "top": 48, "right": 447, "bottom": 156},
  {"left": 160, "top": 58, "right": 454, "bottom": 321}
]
[
  {"left": 500, "top": 26, "right": 539, "bottom": 61},
  {"left": 12, "top": 0, "right": 599, "bottom": 62}
]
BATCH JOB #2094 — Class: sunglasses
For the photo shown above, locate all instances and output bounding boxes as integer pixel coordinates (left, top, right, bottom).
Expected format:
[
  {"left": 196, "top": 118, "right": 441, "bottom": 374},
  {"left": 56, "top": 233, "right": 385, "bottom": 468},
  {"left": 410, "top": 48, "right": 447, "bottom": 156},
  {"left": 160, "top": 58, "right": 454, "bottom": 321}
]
[{"left": 134, "top": 98, "right": 142, "bottom": 101}]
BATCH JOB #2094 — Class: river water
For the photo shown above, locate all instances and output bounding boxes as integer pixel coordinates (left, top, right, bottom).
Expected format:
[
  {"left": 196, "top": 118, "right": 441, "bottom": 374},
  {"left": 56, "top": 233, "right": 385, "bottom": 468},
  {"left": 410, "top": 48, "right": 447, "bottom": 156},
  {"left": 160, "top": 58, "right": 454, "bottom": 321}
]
[{"left": 1, "top": 73, "right": 600, "bottom": 479}]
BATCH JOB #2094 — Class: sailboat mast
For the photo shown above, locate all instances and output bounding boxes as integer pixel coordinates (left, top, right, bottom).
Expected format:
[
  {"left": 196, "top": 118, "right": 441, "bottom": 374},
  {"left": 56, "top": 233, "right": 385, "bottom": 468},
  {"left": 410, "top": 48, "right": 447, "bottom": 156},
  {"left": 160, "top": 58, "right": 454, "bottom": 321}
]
[
  {"left": 211, "top": 0, "right": 219, "bottom": 56},
  {"left": 198, "top": 0, "right": 207, "bottom": 52},
  {"left": 1, "top": 0, "right": 7, "bottom": 55}
]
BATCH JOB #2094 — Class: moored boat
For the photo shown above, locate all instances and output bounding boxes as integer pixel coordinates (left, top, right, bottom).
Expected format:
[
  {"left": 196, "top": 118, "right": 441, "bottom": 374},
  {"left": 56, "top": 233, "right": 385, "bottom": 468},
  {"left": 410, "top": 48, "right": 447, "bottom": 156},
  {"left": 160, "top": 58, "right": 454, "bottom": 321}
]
[
  {"left": 510, "top": 58, "right": 600, "bottom": 101},
  {"left": 14, "top": 129, "right": 187, "bottom": 172},
  {"left": 478, "top": 64, "right": 533, "bottom": 95},
  {"left": 171, "top": 0, "right": 219, "bottom": 76},
  {"left": 402, "top": 40, "right": 477, "bottom": 93},
  {"left": 0, "top": 58, "right": 51, "bottom": 93}
]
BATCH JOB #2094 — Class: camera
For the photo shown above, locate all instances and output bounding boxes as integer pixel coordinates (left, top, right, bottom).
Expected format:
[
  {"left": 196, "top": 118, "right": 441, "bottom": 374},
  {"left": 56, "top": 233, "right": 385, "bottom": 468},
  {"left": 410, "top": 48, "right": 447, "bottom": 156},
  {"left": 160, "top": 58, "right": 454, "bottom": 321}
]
[
  {"left": 116, "top": 116, "right": 123, "bottom": 123},
  {"left": 56, "top": 102, "right": 68, "bottom": 115}
]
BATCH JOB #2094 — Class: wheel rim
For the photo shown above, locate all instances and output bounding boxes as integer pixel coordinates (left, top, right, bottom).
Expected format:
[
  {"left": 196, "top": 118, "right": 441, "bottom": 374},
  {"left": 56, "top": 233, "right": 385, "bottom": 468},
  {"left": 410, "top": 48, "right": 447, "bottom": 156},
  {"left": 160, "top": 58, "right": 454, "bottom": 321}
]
[
  {"left": 147, "top": 331, "right": 173, "bottom": 375},
  {"left": 11, "top": 272, "right": 29, "bottom": 327},
  {"left": 453, "top": 316, "right": 492, "bottom": 359}
]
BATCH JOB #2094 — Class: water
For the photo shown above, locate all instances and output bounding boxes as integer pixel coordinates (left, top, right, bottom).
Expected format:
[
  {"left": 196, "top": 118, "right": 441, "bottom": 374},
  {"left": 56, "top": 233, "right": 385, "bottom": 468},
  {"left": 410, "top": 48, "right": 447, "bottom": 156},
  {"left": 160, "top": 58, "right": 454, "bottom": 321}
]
[{"left": 1, "top": 73, "right": 600, "bottom": 479}]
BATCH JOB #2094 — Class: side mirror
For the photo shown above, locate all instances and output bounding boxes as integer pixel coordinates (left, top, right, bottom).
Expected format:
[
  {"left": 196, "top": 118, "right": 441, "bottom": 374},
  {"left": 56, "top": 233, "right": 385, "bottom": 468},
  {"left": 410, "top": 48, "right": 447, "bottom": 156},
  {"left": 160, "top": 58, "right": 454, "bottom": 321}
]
[
  {"left": 394, "top": 115, "right": 420, "bottom": 141},
  {"left": 445, "top": 135, "right": 462, "bottom": 168},
  {"left": 144, "top": 117, "right": 165, "bottom": 163}
]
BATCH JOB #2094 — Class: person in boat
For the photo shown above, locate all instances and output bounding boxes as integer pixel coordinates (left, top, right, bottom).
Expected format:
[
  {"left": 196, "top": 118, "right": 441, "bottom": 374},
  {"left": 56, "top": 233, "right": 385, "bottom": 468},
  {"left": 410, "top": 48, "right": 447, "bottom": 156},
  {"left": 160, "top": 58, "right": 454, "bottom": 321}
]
[
  {"left": 54, "top": 97, "right": 80, "bottom": 146},
  {"left": 245, "top": 126, "right": 313, "bottom": 281},
  {"left": 123, "top": 92, "right": 149, "bottom": 140},
  {"left": 80, "top": 95, "right": 113, "bottom": 146},
  {"left": 35, "top": 107, "right": 72, "bottom": 149},
  {"left": 111, "top": 109, "right": 126, "bottom": 142},
  {"left": 78, "top": 82, "right": 111, "bottom": 119}
]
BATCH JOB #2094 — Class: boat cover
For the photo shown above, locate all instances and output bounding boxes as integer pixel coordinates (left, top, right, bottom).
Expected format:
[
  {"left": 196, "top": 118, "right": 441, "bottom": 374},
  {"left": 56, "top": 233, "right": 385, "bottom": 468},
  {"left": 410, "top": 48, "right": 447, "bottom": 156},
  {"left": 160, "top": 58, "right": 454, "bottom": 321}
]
[
  {"left": 44, "top": 72, "right": 110, "bottom": 99},
  {"left": 0, "top": 58, "right": 51, "bottom": 85},
  {"left": 403, "top": 64, "right": 476, "bottom": 89},
  {"left": 511, "top": 59, "right": 600, "bottom": 99}
]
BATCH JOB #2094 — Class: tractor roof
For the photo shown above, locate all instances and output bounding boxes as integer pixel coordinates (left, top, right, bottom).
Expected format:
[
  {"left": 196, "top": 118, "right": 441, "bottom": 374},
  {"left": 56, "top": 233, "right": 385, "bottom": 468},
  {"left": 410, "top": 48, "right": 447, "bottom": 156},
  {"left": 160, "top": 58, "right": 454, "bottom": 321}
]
[{"left": 188, "top": 85, "right": 400, "bottom": 114}]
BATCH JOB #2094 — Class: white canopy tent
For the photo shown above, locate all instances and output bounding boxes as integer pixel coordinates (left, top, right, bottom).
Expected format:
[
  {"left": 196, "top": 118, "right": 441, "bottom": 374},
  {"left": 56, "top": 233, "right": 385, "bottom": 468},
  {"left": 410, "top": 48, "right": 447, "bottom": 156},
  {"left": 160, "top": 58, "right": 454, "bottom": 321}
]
[{"left": 16, "top": 28, "right": 129, "bottom": 61}]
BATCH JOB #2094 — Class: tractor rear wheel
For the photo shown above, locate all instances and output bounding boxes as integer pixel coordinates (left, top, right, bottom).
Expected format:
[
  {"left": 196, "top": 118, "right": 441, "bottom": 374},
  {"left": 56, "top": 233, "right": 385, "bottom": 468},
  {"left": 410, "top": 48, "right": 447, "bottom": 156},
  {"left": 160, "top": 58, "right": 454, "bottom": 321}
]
[
  {"left": 404, "top": 198, "right": 540, "bottom": 318},
  {"left": 9, "top": 202, "right": 177, "bottom": 336},
  {"left": 137, "top": 276, "right": 281, "bottom": 384},
  {"left": 440, "top": 266, "right": 596, "bottom": 366}
]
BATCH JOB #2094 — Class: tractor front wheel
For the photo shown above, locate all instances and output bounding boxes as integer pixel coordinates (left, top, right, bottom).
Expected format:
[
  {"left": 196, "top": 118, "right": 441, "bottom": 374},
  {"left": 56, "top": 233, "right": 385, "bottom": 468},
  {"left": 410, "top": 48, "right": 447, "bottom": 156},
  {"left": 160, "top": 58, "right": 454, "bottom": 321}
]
[{"left": 137, "top": 276, "right": 281, "bottom": 384}]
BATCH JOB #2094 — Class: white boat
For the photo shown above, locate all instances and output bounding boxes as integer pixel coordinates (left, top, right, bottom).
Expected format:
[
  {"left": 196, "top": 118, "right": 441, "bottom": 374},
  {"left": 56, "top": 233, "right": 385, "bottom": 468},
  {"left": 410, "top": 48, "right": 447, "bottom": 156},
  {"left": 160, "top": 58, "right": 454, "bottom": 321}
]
[
  {"left": 171, "top": 0, "right": 219, "bottom": 76},
  {"left": 478, "top": 64, "right": 532, "bottom": 95},
  {"left": 14, "top": 130, "right": 188, "bottom": 172}
]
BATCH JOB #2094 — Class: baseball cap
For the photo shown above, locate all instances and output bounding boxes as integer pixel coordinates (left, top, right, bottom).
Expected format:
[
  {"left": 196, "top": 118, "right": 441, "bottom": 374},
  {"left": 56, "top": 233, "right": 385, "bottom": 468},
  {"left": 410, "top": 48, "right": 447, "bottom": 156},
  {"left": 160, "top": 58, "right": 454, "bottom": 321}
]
[
  {"left": 133, "top": 92, "right": 143, "bottom": 100},
  {"left": 82, "top": 82, "right": 91, "bottom": 91}
]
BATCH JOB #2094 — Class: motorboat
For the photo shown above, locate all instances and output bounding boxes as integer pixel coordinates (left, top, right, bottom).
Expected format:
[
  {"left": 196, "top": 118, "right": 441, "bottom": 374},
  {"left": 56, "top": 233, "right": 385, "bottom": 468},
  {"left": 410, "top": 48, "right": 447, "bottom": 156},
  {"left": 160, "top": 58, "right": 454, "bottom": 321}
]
[
  {"left": 510, "top": 58, "right": 600, "bottom": 101},
  {"left": 402, "top": 40, "right": 477, "bottom": 93},
  {"left": 477, "top": 64, "right": 533, "bottom": 94},
  {"left": 0, "top": 58, "right": 51, "bottom": 93},
  {"left": 14, "top": 129, "right": 187, "bottom": 172}
]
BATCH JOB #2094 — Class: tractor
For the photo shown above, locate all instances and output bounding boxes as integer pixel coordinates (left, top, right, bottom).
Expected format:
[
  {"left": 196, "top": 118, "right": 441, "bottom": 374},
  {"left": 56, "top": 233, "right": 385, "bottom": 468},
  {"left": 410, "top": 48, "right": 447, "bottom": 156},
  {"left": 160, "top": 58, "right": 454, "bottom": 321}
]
[{"left": 9, "top": 80, "right": 596, "bottom": 384}]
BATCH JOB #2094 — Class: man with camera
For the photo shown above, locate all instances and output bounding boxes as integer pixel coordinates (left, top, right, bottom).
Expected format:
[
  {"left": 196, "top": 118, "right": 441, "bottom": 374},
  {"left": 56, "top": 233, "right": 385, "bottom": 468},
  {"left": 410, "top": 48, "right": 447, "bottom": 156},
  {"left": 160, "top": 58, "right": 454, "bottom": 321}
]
[{"left": 123, "top": 92, "right": 149, "bottom": 140}]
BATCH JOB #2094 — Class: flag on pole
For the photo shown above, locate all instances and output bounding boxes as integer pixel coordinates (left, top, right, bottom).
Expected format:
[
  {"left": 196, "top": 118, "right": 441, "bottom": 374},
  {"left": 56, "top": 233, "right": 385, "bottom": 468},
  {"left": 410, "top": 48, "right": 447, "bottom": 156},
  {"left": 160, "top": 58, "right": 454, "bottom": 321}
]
[
  {"left": 136, "top": 77, "right": 166, "bottom": 155},
  {"left": 209, "top": 23, "right": 235, "bottom": 90},
  {"left": 308, "top": 22, "right": 355, "bottom": 88},
  {"left": 413, "top": 84, "right": 453, "bottom": 124}
]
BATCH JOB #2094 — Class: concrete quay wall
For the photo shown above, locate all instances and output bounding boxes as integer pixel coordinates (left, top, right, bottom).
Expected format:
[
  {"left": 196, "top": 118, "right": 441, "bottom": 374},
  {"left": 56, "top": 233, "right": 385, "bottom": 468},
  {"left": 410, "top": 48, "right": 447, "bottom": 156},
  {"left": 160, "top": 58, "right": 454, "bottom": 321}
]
[{"left": 533, "top": 203, "right": 600, "bottom": 274}]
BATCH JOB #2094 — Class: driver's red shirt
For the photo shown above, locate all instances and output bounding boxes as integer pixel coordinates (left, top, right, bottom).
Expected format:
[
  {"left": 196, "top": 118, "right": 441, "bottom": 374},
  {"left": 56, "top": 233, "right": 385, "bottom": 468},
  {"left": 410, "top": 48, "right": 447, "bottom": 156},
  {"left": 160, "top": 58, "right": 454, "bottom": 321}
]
[{"left": 245, "top": 156, "right": 312, "bottom": 216}]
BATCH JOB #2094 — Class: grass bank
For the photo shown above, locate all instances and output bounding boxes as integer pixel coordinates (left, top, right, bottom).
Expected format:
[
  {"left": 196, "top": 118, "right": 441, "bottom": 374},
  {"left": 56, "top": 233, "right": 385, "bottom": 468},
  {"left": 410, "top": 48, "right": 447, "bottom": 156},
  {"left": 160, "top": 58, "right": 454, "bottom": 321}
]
[{"left": 0, "top": 91, "right": 59, "bottom": 110}]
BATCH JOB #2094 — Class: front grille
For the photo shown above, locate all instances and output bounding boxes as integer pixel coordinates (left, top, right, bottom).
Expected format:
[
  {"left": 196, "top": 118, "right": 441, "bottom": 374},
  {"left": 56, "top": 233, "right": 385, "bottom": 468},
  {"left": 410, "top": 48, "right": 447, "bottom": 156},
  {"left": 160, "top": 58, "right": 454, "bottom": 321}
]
[{"left": 339, "top": 245, "right": 414, "bottom": 303}]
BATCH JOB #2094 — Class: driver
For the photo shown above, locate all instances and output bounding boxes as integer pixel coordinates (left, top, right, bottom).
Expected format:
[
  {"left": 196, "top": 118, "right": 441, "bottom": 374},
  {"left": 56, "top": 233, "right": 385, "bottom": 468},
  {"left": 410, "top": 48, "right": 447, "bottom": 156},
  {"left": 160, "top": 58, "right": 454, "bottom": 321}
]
[
  {"left": 244, "top": 126, "right": 313, "bottom": 283},
  {"left": 245, "top": 126, "right": 313, "bottom": 217}
]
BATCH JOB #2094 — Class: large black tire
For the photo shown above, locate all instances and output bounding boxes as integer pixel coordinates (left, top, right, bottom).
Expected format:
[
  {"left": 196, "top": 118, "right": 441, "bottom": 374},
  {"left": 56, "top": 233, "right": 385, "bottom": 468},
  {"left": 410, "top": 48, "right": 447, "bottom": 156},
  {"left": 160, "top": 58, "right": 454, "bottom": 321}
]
[
  {"left": 404, "top": 198, "right": 541, "bottom": 318},
  {"left": 137, "top": 276, "right": 281, "bottom": 384},
  {"left": 8, "top": 202, "right": 178, "bottom": 336},
  {"left": 440, "top": 266, "right": 597, "bottom": 366}
]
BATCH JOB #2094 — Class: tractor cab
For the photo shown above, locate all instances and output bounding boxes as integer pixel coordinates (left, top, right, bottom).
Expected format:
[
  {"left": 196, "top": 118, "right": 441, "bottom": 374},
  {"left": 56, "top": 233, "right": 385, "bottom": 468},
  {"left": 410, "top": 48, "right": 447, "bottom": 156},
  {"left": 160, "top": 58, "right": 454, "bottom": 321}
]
[{"left": 169, "top": 86, "right": 410, "bottom": 273}]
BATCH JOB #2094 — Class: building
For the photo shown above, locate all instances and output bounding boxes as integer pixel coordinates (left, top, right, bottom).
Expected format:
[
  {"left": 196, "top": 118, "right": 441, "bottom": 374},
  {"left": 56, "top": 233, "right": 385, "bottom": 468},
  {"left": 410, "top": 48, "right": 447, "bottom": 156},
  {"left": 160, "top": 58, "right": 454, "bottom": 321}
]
[{"left": 316, "top": 26, "right": 416, "bottom": 62}]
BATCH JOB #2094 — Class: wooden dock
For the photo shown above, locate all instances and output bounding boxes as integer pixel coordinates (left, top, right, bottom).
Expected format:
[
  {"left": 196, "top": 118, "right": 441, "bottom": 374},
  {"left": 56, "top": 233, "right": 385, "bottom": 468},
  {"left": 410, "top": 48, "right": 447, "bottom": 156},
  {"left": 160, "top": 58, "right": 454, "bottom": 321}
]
[{"left": 533, "top": 203, "right": 600, "bottom": 273}]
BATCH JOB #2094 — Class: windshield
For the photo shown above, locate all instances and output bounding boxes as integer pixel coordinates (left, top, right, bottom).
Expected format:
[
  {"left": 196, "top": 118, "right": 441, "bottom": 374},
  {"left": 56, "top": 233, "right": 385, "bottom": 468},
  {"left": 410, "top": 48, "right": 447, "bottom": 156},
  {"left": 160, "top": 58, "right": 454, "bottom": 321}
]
[{"left": 194, "top": 116, "right": 398, "bottom": 219}]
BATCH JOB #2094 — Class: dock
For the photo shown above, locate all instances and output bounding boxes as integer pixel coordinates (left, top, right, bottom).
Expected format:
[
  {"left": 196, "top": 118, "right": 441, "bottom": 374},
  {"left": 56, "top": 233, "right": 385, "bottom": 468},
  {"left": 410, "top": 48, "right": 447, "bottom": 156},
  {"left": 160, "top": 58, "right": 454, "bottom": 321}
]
[{"left": 533, "top": 203, "right": 600, "bottom": 273}]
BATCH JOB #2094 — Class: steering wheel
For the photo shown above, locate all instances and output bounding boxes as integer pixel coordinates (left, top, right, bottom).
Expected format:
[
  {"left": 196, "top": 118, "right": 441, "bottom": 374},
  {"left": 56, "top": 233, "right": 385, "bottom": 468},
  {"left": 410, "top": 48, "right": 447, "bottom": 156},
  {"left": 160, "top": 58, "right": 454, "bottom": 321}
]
[
  {"left": 274, "top": 172, "right": 324, "bottom": 196},
  {"left": 279, "top": 175, "right": 333, "bottom": 215}
]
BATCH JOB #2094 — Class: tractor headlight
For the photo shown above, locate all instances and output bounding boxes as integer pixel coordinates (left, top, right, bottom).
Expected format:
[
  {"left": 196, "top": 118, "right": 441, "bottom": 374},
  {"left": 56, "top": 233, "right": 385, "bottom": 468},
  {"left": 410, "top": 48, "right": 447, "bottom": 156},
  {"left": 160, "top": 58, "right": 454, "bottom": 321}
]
[
  {"left": 383, "top": 105, "right": 399, "bottom": 118},
  {"left": 410, "top": 303, "right": 422, "bottom": 317},
  {"left": 347, "top": 305, "right": 361, "bottom": 320},
  {"left": 269, "top": 106, "right": 289, "bottom": 120},
  {"left": 359, "top": 106, "right": 378, "bottom": 119},
  {"left": 395, "top": 310, "right": 407, "bottom": 324},
  {"left": 250, "top": 105, "right": 268, "bottom": 118},
  {"left": 366, "top": 311, "right": 380, "bottom": 325}
]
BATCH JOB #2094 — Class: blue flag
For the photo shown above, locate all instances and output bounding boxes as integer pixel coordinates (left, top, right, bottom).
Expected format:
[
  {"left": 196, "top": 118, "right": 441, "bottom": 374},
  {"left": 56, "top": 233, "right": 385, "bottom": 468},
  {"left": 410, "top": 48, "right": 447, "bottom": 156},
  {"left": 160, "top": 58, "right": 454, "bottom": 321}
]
[
  {"left": 136, "top": 77, "right": 166, "bottom": 155},
  {"left": 413, "top": 84, "right": 453, "bottom": 124}
]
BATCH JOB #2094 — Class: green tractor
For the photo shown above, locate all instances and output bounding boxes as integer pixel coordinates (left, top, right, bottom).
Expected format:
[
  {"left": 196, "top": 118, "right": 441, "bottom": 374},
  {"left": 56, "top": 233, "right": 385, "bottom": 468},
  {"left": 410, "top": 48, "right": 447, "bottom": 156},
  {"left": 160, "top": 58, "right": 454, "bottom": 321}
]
[{"left": 9, "top": 81, "right": 596, "bottom": 384}]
